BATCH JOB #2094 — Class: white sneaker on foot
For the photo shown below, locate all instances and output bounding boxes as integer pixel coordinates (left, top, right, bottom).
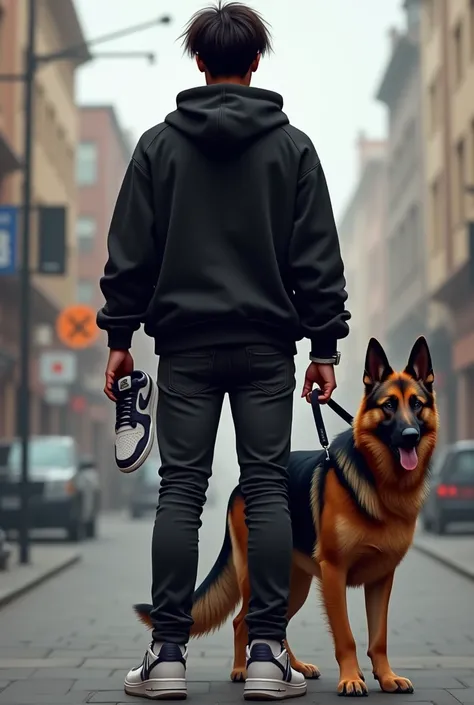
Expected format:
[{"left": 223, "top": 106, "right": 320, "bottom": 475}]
[
  {"left": 243, "top": 641, "right": 307, "bottom": 701},
  {"left": 124, "top": 642, "right": 187, "bottom": 700},
  {"left": 113, "top": 370, "right": 157, "bottom": 473}
]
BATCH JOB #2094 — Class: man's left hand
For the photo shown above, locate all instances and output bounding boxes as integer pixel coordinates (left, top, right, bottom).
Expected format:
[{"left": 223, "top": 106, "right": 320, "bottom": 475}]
[{"left": 104, "top": 349, "right": 134, "bottom": 401}]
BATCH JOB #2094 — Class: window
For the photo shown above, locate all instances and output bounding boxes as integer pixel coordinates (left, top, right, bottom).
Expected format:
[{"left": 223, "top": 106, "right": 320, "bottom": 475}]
[
  {"left": 470, "top": 0, "right": 474, "bottom": 59},
  {"left": 453, "top": 22, "right": 464, "bottom": 86},
  {"left": 77, "top": 280, "right": 94, "bottom": 303},
  {"left": 471, "top": 120, "right": 474, "bottom": 188},
  {"left": 428, "top": 79, "right": 437, "bottom": 134},
  {"left": 76, "top": 142, "right": 98, "bottom": 185},
  {"left": 450, "top": 450, "right": 474, "bottom": 481},
  {"left": 430, "top": 177, "right": 444, "bottom": 252},
  {"left": 76, "top": 215, "right": 97, "bottom": 252},
  {"left": 455, "top": 138, "right": 466, "bottom": 224}
]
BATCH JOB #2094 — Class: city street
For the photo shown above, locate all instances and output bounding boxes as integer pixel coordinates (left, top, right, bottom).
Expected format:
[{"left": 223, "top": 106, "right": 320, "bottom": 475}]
[{"left": 1, "top": 484, "right": 474, "bottom": 705}]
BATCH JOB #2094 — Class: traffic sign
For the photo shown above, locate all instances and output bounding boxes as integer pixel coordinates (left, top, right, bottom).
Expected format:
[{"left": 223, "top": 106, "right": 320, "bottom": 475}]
[
  {"left": 0, "top": 206, "right": 18, "bottom": 275},
  {"left": 44, "top": 386, "right": 69, "bottom": 406},
  {"left": 39, "top": 350, "right": 77, "bottom": 385},
  {"left": 56, "top": 304, "right": 100, "bottom": 349}
]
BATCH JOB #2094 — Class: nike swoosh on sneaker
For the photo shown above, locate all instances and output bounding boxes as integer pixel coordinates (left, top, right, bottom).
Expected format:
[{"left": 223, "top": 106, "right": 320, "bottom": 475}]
[{"left": 138, "top": 383, "right": 153, "bottom": 411}]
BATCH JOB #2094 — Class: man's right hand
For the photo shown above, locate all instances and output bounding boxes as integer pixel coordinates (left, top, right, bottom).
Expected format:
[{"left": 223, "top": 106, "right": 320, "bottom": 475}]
[
  {"left": 301, "top": 362, "right": 336, "bottom": 404},
  {"left": 104, "top": 349, "right": 134, "bottom": 401}
]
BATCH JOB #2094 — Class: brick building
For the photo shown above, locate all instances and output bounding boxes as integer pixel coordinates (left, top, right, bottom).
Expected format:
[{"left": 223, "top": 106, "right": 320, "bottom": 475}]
[
  {"left": 0, "top": 0, "right": 91, "bottom": 440},
  {"left": 76, "top": 105, "right": 136, "bottom": 506}
]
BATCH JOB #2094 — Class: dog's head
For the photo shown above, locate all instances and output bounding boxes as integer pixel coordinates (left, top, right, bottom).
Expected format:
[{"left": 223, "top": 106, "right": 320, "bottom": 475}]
[{"left": 353, "top": 336, "right": 438, "bottom": 483}]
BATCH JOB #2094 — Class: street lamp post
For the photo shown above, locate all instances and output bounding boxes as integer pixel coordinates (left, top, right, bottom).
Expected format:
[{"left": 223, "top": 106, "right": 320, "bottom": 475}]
[{"left": 0, "top": 5, "right": 171, "bottom": 564}]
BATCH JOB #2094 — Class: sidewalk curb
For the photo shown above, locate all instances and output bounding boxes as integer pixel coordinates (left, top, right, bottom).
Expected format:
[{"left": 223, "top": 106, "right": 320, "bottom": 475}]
[
  {"left": 413, "top": 541, "right": 474, "bottom": 582},
  {"left": 0, "top": 552, "right": 81, "bottom": 609}
]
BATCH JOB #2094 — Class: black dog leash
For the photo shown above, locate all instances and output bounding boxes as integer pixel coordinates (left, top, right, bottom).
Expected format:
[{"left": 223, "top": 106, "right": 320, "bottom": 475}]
[{"left": 309, "top": 389, "right": 354, "bottom": 459}]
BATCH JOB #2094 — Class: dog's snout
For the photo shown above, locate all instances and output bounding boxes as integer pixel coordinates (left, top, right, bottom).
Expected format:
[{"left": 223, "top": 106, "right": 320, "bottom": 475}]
[
  {"left": 402, "top": 427, "right": 419, "bottom": 439},
  {"left": 399, "top": 427, "right": 420, "bottom": 448}
]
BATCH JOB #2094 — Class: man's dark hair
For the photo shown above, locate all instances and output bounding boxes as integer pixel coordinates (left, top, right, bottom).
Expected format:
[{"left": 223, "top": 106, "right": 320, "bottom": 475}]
[{"left": 180, "top": 1, "right": 272, "bottom": 78}]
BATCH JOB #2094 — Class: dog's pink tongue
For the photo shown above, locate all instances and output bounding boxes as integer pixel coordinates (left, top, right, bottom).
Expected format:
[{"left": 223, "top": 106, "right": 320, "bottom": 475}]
[{"left": 399, "top": 447, "right": 418, "bottom": 471}]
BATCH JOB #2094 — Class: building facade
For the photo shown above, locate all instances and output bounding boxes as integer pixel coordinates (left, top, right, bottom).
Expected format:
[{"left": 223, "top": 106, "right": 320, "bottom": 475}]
[
  {"left": 337, "top": 133, "right": 388, "bottom": 411},
  {"left": 420, "top": 0, "right": 474, "bottom": 444},
  {"left": 0, "top": 0, "right": 91, "bottom": 442},
  {"left": 376, "top": 0, "right": 428, "bottom": 372},
  {"left": 76, "top": 105, "right": 135, "bottom": 507}
]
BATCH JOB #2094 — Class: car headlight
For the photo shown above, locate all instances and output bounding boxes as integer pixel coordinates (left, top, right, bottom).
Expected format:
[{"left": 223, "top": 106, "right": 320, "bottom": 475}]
[{"left": 44, "top": 479, "right": 76, "bottom": 500}]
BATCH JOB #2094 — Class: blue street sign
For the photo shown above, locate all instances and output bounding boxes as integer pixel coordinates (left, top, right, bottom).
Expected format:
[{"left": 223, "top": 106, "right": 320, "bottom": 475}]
[{"left": 0, "top": 205, "right": 18, "bottom": 275}]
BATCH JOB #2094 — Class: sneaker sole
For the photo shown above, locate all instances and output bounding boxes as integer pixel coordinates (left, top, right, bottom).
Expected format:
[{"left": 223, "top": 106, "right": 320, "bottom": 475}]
[
  {"left": 124, "top": 678, "right": 187, "bottom": 700},
  {"left": 117, "top": 379, "right": 158, "bottom": 474},
  {"left": 244, "top": 679, "right": 307, "bottom": 701}
]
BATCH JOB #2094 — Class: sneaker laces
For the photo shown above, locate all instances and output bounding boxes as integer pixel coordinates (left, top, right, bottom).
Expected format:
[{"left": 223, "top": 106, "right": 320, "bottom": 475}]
[{"left": 116, "top": 386, "right": 139, "bottom": 431}]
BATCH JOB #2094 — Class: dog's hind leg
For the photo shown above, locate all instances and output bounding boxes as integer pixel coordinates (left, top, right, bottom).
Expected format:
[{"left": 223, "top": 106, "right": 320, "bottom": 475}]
[
  {"left": 230, "top": 576, "right": 251, "bottom": 682},
  {"left": 284, "top": 566, "right": 320, "bottom": 679},
  {"left": 365, "top": 571, "right": 414, "bottom": 694},
  {"left": 228, "top": 494, "right": 250, "bottom": 683}
]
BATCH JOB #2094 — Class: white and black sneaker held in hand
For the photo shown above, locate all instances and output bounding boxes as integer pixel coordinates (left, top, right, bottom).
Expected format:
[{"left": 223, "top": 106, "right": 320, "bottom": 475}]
[
  {"left": 113, "top": 370, "right": 157, "bottom": 473},
  {"left": 244, "top": 641, "right": 307, "bottom": 701},
  {"left": 124, "top": 642, "right": 187, "bottom": 700}
]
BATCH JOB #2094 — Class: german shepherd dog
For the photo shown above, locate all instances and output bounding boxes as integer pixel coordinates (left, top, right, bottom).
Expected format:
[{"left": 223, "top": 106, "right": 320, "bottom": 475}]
[{"left": 135, "top": 337, "right": 438, "bottom": 697}]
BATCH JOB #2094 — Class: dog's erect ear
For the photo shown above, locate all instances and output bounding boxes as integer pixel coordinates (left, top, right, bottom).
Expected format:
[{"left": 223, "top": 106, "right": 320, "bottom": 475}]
[
  {"left": 405, "top": 336, "right": 434, "bottom": 391},
  {"left": 363, "top": 338, "right": 393, "bottom": 391}
]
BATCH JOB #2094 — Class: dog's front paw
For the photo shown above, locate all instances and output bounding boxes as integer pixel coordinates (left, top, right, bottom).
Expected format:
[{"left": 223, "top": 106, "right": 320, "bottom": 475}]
[
  {"left": 292, "top": 660, "right": 321, "bottom": 679},
  {"left": 374, "top": 672, "right": 414, "bottom": 694},
  {"left": 337, "top": 675, "right": 368, "bottom": 697},
  {"left": 230, "top": 667, "right": 246, "bottom": 682}
]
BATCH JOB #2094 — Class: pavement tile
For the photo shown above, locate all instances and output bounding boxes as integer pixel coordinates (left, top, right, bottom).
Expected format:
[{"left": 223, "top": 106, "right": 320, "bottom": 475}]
[
  {"left": 70, "top": 678, "right": 125, "bottom": 691},
  {"left": 82, "top": 659, "right": 140, "bottom": 669},
  {"left": 0, "top": 658, "right": 84, "bottom": 668},
  {"left": 0, "top": 679, "right": 74, "bottom": 696},
  {"left": 0, "top": 669, "right": 36, "bottom": 680},
  {"left": 88, "top": 682, "right": 210, "bottom": 702},
  {"left": 0, "top": 648, "right": 52, "bottom": 659},
  {"left": 449, "top": 689, "right": 474, "bottom": 702},
  {"left": 31, "top": 669, "right": 115, "bottom": 680},
  {"left": 0, "top": 691, "right": 90, "bottom": 704},
  {"left": 0, "top": 683, "right": 9, "bottom": 692}
]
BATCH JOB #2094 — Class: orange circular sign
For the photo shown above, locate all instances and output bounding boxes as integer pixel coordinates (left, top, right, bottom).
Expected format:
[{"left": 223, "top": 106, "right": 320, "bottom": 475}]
[{"left": 56, "top": 304, "right": 100, "bottom": 349}]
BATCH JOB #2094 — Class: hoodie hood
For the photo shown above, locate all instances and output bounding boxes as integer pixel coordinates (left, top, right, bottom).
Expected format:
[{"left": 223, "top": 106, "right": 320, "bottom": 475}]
[{"left": 165, "top": 84, "right": 289, "bottom": 158}]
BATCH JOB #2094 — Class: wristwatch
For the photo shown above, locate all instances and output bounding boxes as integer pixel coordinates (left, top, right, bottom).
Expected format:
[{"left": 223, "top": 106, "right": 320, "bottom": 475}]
[{"left": 309, "top": 351, "right": 341, "bottom": 366}]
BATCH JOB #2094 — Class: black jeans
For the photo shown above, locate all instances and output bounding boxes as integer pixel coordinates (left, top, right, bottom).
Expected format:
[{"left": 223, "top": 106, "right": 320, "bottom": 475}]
[{"left": 150, "top": 345, "right": 295, "bottom": 645}]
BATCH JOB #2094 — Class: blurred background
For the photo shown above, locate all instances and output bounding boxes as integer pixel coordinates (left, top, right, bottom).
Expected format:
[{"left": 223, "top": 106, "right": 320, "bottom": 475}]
[{"left": 0, "top": 0, "right": 473, "bottom": 543}]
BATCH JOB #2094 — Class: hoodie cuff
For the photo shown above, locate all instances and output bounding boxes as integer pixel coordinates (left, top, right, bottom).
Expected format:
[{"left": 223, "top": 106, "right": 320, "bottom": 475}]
[
  {"left": 107, "top": 328, "right": 133, "bottom": 350},
  {"left": 310, "top": 338, "right": 337, "bottom": 360}
]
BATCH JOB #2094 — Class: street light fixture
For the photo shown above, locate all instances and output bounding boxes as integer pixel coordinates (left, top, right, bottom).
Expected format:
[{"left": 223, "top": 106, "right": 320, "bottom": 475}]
[{"left": 0, "top": 2, "right": 172, "bottom": 565}]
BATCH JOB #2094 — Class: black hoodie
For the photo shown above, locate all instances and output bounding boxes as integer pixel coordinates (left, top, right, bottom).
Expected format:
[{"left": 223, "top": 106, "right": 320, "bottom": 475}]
[{"left": 97, "top": 85, "right": 350, "bottom": 357}]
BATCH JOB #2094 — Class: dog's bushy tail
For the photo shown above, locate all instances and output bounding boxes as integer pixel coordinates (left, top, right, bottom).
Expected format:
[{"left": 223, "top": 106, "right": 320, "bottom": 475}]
[{"left": 133, "top": 489, "right": 241, "bottom": 637}]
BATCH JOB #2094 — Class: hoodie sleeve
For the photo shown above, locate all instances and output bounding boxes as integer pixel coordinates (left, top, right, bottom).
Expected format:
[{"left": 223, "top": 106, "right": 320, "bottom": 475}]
[
  {"left": 289, "top": 154, "right": 350, "bottom": 359},
  {"left": 97, "top": 147, "right": 157, "bottom": 350}
]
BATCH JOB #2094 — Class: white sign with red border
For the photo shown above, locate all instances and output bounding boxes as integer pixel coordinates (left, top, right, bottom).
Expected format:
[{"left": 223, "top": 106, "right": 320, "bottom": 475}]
[{"left": 39, "top": 351, "right": 77, "bottom": 386}]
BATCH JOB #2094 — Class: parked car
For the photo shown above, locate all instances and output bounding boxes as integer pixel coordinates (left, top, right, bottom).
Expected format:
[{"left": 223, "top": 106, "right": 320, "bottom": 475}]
[
  {"left": 0, "top": 436, "right": 101, "bottom": 542},
  {"left": 422, "top": 440, "right": 474, "bottom": 534},
  {"left": 128, "top": 456, "right": 217, "bottom": 519},
  {"left": 129, "top": 457, "right": 161, "bottom": 519}
]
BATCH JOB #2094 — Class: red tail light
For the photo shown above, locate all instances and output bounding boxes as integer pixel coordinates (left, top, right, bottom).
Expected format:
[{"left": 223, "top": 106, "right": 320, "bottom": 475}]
[{"left": 437, "top": 484, "right": 458, "bottom": 498}]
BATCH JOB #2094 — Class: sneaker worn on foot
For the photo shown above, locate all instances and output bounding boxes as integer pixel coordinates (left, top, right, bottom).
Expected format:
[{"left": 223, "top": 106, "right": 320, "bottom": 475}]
[
  {"left": 113, "top": 370, "right": 157, "bottom": 473},
  {"left": 244, "top": 641, "right": 307, "bottom": 701},
  {"left": 124, "top": 642, "right": 187, "bottom": 700}
]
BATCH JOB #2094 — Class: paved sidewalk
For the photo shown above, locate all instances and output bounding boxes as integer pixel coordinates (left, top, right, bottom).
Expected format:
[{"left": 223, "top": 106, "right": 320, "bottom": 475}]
[
  {"left": 2, "top": 514, "right": 474, "bottom": 704},
  {"left": 0, "top": 543, "right": 81, "bottom": 608},
  {"left": 413, "top": 528, "right": 474, "bottom": 581}
]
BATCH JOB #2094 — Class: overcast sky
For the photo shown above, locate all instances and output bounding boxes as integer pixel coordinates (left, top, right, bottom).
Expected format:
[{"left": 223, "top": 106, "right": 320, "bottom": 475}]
[{"left": 74, "top": 0, "right": 405, "bottom": 474}]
